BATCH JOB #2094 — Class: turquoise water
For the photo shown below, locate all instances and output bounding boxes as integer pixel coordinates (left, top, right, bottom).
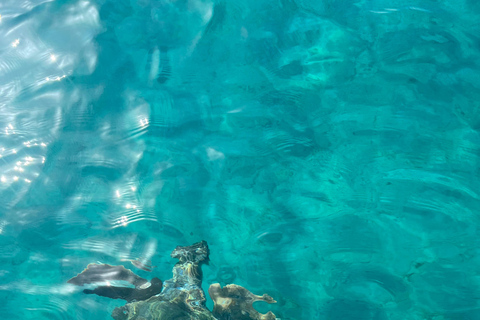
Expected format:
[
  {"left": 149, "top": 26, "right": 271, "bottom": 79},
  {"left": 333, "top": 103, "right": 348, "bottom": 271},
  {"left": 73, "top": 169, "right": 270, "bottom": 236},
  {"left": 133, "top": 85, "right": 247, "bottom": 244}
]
[{"left": 1, "top": 0, "right": 480, "bottom": 319}]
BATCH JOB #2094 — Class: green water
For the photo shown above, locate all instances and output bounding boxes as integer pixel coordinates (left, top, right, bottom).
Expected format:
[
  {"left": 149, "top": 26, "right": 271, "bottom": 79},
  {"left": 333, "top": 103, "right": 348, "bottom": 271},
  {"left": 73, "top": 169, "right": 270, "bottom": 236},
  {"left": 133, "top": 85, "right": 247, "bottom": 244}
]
[{"left": 1, "top": 0, "right": 480, "bottom": 319}]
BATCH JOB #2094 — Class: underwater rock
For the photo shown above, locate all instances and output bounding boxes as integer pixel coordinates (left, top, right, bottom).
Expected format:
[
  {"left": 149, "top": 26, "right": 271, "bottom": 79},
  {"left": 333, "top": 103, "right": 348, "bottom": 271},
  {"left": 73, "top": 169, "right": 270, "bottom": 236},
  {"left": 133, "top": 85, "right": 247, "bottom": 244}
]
[
  {"left": 111, "top": 241, "right": 214, "bottom": 320},
  {"left": 111, "top": 292, "right": 216, "bottom": 320},
  {"left": 83, "top": 277, "right": 163, "bottom": 303},
  {"left": 68, "top": 263, "right": 151, "bottom": 287},
  {"left": 160, "top": 240, "right": 209, "bottom": 307},
  {"left": 68, "top": 263, "right": 163, "bottom": 302},
  {"left": 70, "top": 241, "right": 278, "bottom": 320},
  {"left": 209, "top": 283, "right": 277, "bottom": 320}
]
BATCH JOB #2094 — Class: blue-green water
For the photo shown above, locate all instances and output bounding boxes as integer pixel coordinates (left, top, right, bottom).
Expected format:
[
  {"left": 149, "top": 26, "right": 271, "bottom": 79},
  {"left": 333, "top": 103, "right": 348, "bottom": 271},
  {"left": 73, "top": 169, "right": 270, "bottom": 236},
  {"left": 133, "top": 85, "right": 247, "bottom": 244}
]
[{"left": 1, "top": 0, "right": 480, "bottom": 319}]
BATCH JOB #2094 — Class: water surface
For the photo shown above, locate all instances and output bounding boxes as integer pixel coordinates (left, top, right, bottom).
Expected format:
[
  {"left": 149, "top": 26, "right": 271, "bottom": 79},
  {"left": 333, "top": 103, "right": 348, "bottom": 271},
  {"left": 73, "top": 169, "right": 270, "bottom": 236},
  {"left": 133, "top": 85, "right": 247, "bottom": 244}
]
[{"left": 1, "top": 0, "right": 480, "bottom": 319}]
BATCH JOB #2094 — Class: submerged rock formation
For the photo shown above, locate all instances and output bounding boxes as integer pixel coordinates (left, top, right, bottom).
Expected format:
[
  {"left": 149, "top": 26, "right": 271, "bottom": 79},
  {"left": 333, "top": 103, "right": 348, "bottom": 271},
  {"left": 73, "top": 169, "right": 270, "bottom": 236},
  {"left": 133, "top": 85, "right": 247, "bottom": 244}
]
[
  {"left": 68, "top": 241, "right": 277, "bottom": 320},
  {"left": 83, "top": 277, "right": 163, "bottom": 303},
  {"left": 68, "top": 264, "right": 163, "bottom": 303},
  {"left": 68, "top": 263, "right": 150, "bottom": 287},
  {"left": 111, "top": 241, "right": 214, "bottom": 320},
  {"left": 209, "top": 283, "right": 277, "bottom": 320}
]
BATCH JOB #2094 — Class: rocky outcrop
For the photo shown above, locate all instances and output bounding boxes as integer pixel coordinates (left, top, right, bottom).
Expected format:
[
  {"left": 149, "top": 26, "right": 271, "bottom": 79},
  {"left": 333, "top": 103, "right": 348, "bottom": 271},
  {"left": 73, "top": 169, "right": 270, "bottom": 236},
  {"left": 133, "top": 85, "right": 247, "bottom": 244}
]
[
  {"left": 209, "top": 283, "right": 277, "bottom": 320},
  {"left": 69, "top": 241, "right": 277, "bottom": 320}
]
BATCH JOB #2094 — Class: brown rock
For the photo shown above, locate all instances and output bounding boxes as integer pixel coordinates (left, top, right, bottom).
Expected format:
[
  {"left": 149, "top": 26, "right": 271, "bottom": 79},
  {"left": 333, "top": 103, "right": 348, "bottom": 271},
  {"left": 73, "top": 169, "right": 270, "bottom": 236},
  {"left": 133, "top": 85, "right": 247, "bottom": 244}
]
[{"left": 208, "top": 283, "right": 277, "bottom": 320}]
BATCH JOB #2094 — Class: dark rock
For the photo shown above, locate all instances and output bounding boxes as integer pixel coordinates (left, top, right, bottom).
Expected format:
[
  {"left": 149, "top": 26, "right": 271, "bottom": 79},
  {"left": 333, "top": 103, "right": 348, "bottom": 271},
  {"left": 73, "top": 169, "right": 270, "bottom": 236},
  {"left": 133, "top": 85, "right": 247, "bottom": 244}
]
[
  {"left": 83, "top": 277, "right": 163, "bottom": 303},
  {"left": 68, "top": 263, "right": 149, "bottom": 288},
  {"left": 69, "top": 241, "right": 278, "bottom": 320},
  {"left": 111, "top": 240, "right": 214, "bottom": 320}
]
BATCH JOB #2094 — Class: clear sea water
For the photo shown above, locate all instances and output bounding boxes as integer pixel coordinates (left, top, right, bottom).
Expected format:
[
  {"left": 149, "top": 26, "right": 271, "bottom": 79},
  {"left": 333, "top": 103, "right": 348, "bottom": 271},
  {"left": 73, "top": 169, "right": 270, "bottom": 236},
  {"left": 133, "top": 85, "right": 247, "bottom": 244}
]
[{"left": 1, "top": 0, "right": 480, "bottom": 319}]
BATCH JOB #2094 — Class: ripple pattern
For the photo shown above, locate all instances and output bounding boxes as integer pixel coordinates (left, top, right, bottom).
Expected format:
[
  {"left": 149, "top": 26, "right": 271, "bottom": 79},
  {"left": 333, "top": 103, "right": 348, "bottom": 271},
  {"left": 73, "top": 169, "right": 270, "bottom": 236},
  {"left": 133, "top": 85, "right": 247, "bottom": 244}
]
[{"left": 1, "top": 0, "right": 480, "bottom": 320}]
